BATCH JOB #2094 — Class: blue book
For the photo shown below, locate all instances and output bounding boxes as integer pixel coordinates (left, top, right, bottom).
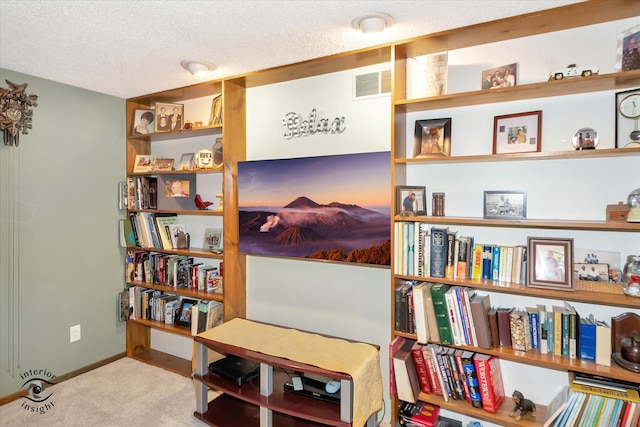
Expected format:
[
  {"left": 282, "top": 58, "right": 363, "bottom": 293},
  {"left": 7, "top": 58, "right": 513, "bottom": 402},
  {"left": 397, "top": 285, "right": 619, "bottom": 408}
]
[
  {"left": 561, "top": 310, "right": 570, "bottom": 358},
  {"left": 579, "top": 315, "right": 596, "bottom": 361},
  {"left": 527, "top": 307, "right": 540, "bottom": 350},
  {"left": 491, "top": 246, "right": 500, "bottom": 281},
  {"left": 481, "top": 245, "right": 493, "bottom": 280},
  {"left": 547, "top": 311, "right": 555, "bottom": 354}
]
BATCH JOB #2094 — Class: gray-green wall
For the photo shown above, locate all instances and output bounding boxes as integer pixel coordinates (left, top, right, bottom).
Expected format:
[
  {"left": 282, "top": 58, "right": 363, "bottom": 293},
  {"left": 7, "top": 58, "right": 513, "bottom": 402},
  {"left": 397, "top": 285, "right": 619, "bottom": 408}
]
[{"left": 0, "top": 68, "right": 125, "bottom": 396}]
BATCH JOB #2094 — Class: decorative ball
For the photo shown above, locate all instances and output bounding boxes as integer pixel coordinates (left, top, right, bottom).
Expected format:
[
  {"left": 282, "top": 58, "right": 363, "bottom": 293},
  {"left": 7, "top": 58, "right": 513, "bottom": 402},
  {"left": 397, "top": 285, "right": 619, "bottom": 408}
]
[{"left": 627, "top": 188, "right": 640, "bottom": 208}]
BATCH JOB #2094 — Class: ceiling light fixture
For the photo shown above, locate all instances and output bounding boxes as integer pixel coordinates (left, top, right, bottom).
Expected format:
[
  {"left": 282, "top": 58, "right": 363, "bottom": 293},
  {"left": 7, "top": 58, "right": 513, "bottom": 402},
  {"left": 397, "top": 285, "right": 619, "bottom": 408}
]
[
  {"left": 181, "top": 60, "right": 217, "bottom": 76},
  {"left": 351, "top": 13, "right": 394, "bottom": 34}
]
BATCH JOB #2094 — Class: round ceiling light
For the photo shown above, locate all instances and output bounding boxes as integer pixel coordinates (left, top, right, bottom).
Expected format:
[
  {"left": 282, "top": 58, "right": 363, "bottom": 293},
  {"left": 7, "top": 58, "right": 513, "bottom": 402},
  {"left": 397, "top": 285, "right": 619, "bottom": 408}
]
[
  {"left": 351, "top": 13, "right": 394, "bottom": 33},
  {"left": 181, "top": 60, "right": 217, "bottom": 76}
]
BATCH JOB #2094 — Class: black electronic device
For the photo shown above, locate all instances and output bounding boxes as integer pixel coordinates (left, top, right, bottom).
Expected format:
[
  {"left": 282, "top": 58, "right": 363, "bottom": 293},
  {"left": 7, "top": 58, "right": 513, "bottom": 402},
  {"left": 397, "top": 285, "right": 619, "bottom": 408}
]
[
  {"left": 208, "top": 355, "right": 260, "bottom": 386},
  {"left": 283, "top": 375, "right": 341, "bottom": 405}
]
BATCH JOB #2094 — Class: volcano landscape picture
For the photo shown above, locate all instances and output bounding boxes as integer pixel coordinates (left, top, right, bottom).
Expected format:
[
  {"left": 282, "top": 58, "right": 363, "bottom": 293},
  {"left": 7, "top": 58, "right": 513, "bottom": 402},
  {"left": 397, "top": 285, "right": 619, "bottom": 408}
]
[{"left": 237, "top": 151, "right": 391, "bottom": 265}]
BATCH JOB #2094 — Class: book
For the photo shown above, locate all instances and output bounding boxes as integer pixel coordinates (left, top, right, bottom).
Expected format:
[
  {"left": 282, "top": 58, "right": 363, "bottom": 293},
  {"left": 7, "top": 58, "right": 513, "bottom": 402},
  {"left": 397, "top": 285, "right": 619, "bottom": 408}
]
[
  {"left": 553, "top": 391, "right": 581, "bottom": 427},
  {"left": 579, "top": 314, "right": 596, "bottom": 361},
  {"left": 491, "top": 245, "right": 500, "bottom": 281},
  {"left": 595, "top": 319, "right": 612, "bottom": 366},
  {"left": 487, "top": 307, "right": 499, "bottom": 349},
  {"left": 445, "top": 230, "right": 457, "bottom": 279},
  {"left": 537, "top": 304, "right": 548, "bottom": 354},
  {"left": 444, "top": 287, "right": 463, "bottom": 346},
  {"left": 412, "top": 282, "right": 432, "bottom": 344},
  {"left": 453, "top": 349, "right": 471, "bottom": 404},
  {"left": 564, "top": 392, "right": 587, "bottom": 427},
  {"left": 389, "top": 336, "right": 406, "bottom": 399},
  {"left": 423, "top": 344, "right": 444, "bottom": 397},
  {"left": 410, "top": 341, "right": 432, "bottom": 394},
  {"left": 552, "top": 305, "right": 565, "bottom": 357},
  {"left": 471, "top": 244, "right": 483, "bottom": 280},
  {"left": 430, "top": 283, "right": 453, "bottom": 345},
  {"left": 496, "top": 307, "right": 513, "bottom": 347},
  {"left": 445, "top": 347, "right": 465, "bottom": 400},
  {"left": 398, "top": 400, "right": 440, "bottom": 427},
  {"left": 543, "top": 385, "right": 571, "bottom": 427},
  {"left": 457, "top": 287, "right": 477, "bottom": 346},
  {"left": 429, "top": 227, "right": 448, "bottom": 278},
  {"left": 568, "top": 371, "right": 640, "bottom": 403},
  {"left": 456, "top": 236, "right": 469, "bottom": 279},
  {"left": 473, "top": 353, "right": 505, "bottom": 413},
  {"left": 432, "top": 345, "right": 453, "bottom": 401},
  {"left": 526, "top": 306, "right": 540, "bottom": 350},
  {"left": 546, "top": 309, "right": 555, "bottom": 355},
  {"left": 481, "top": 245, "right": 493, "bottom": 280},
  {"left": 512, "top": 245, "right": 525, "bottom": 285},
  {"left": 564, "top": 302, "right": 579, "bottom": 359},
  {"left": 205, "top": 300, "right": 223, "bottom": 329},
  {"left": 460, "top": 350, "right": 482, "bottom": 409},
  {"left": 393, "top": 338, "right": 421, "bottom": 403},
  {"left": 509, "top": 309, "right": 531, "bottom": 351},
  {"left": 470, "top": 293, "right": 493, "bottom": 349}
]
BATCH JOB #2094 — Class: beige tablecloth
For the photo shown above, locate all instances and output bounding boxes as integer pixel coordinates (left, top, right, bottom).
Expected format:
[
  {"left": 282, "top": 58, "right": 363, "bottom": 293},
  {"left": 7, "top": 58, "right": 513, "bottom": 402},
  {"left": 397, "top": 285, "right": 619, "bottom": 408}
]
[{"left": 197, "top": 318, "right": 383, "bottom": 426}]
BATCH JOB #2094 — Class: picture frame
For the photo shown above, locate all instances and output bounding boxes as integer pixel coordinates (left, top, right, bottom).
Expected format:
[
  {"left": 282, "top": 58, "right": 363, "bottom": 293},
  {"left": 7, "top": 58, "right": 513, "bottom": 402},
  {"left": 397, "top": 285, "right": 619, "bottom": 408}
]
[
  {"left": 174, "top": 298, "right": 198, "bottom": 327},
  {"left": 615, "top": 88, "right": 640, "bottom": 149},
  {"left": 493, "top": 110, "right": 542, "bottom": 154},
  {"left": 483, "top": 191, "right": 527, "bottom": 220},
  {"left": 396, "top": 185, "right": 427, "bottom": 216},
  {"left": 413, "top": 118, "right": 451, "bottom": 158},
  {"left": 203, "top": 228, "right": 223, "bottom": 252},
  {"left": 154, "top": 102, "right": 184, "bottom": 133},
  {"left": 481, "top": 63, "right": 518, "bottom": 90},
  {"left": 132, "top": 154, "right": 157, "bottom": 173},
  {"left": 574, "top": 262, "right": 610, "bottom": 282},
  {"left": 616, "top": 23, "right": 640, "bottom": 72},
  {"left": 571, "top": 127, "right": 599, "bottom": 150},
  {"left": 208, "top": 94, "right": 222, "bottom": 125},
  {"left": 178, "top": 153, "right": 194, "bottom": 171},
  {"left": 527, "top": 237, "right": 574, "bottom": 291},
  {"left": 152, "top": 158, "right": 175, "bottom": 171},
  {"left": 132, "top": 109, "right": 154, "bottom": 135}
]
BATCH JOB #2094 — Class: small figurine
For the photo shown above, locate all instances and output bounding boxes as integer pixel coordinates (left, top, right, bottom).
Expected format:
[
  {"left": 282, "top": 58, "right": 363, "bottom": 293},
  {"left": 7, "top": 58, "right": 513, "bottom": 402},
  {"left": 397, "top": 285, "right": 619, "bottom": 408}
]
[
  {"left": 510, "top": 390, "right": 536, "bottom": 421},
  {"left": 215, "top": 192, "right": 223, "bottom": 212},
  {"left": 195, "top": 194, "right": 213, "bottom": 210}
]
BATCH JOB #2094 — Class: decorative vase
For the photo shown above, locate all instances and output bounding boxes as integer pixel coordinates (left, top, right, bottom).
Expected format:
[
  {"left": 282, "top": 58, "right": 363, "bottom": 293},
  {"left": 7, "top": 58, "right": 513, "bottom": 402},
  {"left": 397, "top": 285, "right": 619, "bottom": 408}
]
[{"left": 622, "top": 255, "right": 640, "bottom": 297}]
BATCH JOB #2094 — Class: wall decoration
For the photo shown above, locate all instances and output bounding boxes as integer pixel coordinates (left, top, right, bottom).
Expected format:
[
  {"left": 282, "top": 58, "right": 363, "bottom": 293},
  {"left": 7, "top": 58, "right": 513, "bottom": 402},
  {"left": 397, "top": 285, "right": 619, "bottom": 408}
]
[
  {"left": 133, "top": 154, "right": 157, "bottom": 173},
  {"left": 1, "top": 80, "right": 38, "bottom": 147},
  {"left": 208, "top": 94, "right": 222, "bottom": 125},
  {"left": 483, "top": 191, "right": 526, "bottom": 220},
  {"left": 282, "top": 108, "right": 346, "bottom": 139},
  {"left": 527, "top": 237, "right": 574, "bottom": 291},
  {"left": 616, "top": 23, "right": 640, "bottom": 72},
  {"left": 152, "top": 158, "right": 175, "bottom": 171},
  {"left": 493, "top": 110, "right": 541, "bottom": 154},
  {"left": 413, "top": 118, "right": 451, "bottom": 158},
  {"left": 395, "top": 186, "right": 427, "bottom": 216},
  {"left": 615, "top": 88, "right": 640, "bottom": 148},
  {"left": 154, "top": 102, "right": 183, "bottom": 132},
  {"left": 481, "top": 63, "right": 517, "bottom": 89},
  {"left": 237, "top": 151, "right": 390, "bottom": 265},
  {"left": 132, "top": 109, "right": 154, "bottom": 135}
]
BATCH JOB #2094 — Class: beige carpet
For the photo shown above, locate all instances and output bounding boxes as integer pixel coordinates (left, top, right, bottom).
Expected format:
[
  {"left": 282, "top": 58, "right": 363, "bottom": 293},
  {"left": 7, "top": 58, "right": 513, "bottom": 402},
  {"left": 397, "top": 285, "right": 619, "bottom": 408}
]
[{"left": 0, "top": 357, "right": 211, "bottom": 427}]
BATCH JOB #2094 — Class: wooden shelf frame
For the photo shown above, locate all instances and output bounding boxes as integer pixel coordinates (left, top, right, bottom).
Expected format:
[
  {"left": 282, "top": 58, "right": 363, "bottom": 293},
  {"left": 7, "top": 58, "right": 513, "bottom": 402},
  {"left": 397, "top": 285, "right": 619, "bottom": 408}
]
[{"left": 125, "top": 281, "right": 224, "bottom": 302}]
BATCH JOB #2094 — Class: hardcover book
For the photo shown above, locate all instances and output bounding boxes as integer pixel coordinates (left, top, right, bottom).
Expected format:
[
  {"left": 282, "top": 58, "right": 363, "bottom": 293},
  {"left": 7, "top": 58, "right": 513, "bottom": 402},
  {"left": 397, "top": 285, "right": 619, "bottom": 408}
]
[
  {"left": 412, "top": 282, "right": 432, "bottom": 344},
  {"left": 487, "top": 307, "right": 499, "bottom": 349},
  {"left": 422, "top": 344, "right": 444, "bottom": 396},
  {"left": 481, "top": 245, "right": 493, "bottom": 280},
  {"left": 509, "top": 309, "right": 532, "bottom": 351},
  {"left": 398, "top": 400, "right": 440, "bottom": 427},
  {"left": 445, "top": 230, "right": 457, "bottom": 279},
  {"left": 444, "top": 287, "right": 463, "bottom": 346},
  {"left": 410, "top": 341, "right": 432, "bottom": 394},
  {"left": 526, "top": 306, "right": 540, "bottom": 350},
  {"left": 579, "top": 315, "right": 596, "bottom": 361},
  {"left": 460, "top": 350, "right": 482, "bottom": 409},
  {"left": 430, "top": 283, "right": 453, "bottom": 345},
  {"left": 473, "top": 353, "right": 505, "bottom": 413},
  {"left": 470, "top": 293, "right": 493, "bottom": 349},
  {"left": 389, "top": 336, "right": 406, "bottom": 399},
  {"left": 595, "top": 319, "right": 611, "bottom": 366},
  {"left": 393, "top": 339, "right": 422, "bottom": 403},
  {"left": 496, "top": 307, "right": 513, "bottom": 347},
  {"left": 429, "top": 227, "right": 448, "bottom": 278}
]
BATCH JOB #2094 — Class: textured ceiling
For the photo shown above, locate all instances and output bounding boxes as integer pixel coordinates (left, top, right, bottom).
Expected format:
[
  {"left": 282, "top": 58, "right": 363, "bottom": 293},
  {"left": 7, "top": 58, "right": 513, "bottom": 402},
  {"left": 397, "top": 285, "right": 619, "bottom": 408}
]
[{"left": 0, "top": 0, "right": 584, "bottom": 99}]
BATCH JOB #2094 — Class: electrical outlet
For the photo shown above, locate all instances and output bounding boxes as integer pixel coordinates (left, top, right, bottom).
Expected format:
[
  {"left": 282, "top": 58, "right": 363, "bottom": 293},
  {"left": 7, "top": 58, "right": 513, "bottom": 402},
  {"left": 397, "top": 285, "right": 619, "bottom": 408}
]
[{"left": 70, "top": 324, "right": 81, "bottom": 343}]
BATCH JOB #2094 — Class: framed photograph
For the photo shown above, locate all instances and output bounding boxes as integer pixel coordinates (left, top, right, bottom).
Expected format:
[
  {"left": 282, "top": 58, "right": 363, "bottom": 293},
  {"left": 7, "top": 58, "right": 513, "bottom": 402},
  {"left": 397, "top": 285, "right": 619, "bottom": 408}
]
[
  {"left": 396, "top": 185, "right": 427, "bottom": 216},
  {"left": 132, "top": 154, "right": 157, "bottom": 173},
  {"left": 208, "top": 94, "right": 222, "bottom": 125},
  {"left": 616, "top": 23, "right": 640, "bottom": 72},
  {"left": 571, "top": 127, "right": 599, "bottom": 150},
  {"left": 152, "top": 158, "right": 175, "bottom": 171},
  {"left": 165, "top": 179, "right": 191, "bottom": 198},
  {"left": 493, "top": 110, "right": 542, "bottom": 154},
  {"left": 203, "top": 228, "right": 222, "bottom": 252},
  {"left": 615, "top": 88, "right": 640, "bottom": 149},
  {"left": 527, "top": 237, "right": 574, "bottom": 291},
  {"left": 178, "top": 153, "right": 194, "bottom": 171},
  {"left": 132, "top": 109, "right": 154, "bottom": 135},
  {"left": 483, "top": 191, "right": 527, "bottom": 220},
  {"left": 481, "top": 63, "right": 517, "bottom": 90},
  {"left": 413, "top": 118, "right": 451, "bottom": 158},
  {"left": 574, "top": 263, "right": 610, "bottom": 282},
  {"left": 154, "top": 102, "right": 183, "bottom": 133},
  {"left": 174, "top": 298, "right": 198, "bottom": 327}
]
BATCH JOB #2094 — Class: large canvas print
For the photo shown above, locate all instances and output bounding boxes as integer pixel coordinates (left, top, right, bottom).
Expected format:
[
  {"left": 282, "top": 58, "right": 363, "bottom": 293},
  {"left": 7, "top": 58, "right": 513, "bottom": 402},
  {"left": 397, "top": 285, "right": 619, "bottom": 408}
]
[{"left": 238, "top": 151, "right": 391, "bottom": 265}]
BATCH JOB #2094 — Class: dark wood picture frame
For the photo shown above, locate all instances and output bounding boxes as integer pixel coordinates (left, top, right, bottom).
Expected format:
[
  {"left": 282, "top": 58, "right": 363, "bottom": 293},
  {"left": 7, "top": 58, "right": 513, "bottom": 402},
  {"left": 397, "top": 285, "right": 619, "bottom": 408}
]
[
  {"left": 396, "top": 185, "right": 427, "bottom": 216},
  {"left": 483, "top": 190, "right": 527, "bottom": 220},
  {"left": 413, "top": 118, "right": 451, "bottom": 158},
  {"left": 493, "top": 110, "right": 542, "bottom": 154},
  {"left": 175, "top": 298, "right": 198, "bottom": 327},
  {"left": 527, "top": 237, "right": 574, "bottom": 291}
]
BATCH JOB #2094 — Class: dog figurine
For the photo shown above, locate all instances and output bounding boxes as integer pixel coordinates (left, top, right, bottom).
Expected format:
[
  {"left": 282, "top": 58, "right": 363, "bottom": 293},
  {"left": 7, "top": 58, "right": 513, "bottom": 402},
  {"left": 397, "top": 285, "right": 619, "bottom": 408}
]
[{"left": 510, "top": 390, "right": 536, "bottom": 421}]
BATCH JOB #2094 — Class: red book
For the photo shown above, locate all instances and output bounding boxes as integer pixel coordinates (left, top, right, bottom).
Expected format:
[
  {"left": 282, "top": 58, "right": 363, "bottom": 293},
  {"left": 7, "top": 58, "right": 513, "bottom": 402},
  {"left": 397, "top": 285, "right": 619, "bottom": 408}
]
[
  {"left": 411, "top": 341, "right": 432, "bottom": 393},
  {"left": 453, "top": 349, "right": 471, "bottom": 404},
  {"left": 473, "top": 353, "right": 505, "bottom": 413},
  {"left": 398, "top": 401, "right": 440, "bottom": 427},
  {"left": 422, "top": 345, "right": 443, "bottom": 396}
]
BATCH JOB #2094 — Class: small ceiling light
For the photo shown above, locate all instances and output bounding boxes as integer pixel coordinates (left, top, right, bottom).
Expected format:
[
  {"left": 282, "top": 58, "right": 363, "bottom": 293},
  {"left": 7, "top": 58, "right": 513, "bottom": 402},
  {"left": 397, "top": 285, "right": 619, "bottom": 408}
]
[
  {"left": 181, "top": 60, "right": 216, "bottom": 76},
  {"left": 351, "top": 13, "right": 394, "bottom": 34}
]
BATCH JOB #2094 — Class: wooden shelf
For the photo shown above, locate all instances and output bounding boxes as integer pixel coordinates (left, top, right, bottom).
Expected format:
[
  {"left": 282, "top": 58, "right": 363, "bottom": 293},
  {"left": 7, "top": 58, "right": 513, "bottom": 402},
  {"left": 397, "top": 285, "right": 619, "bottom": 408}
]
[
  {"left": 394, "top": 70, "right": 640, "bottom": 113},
  {"left": 126, "top": 281, "right": 223, "bottom": 301},
  {"left": 128, "top": 317, "right": 193, "bottom": 337},
  {"left": 128, "top": 208, "right": 223, "bottom": 216},
  {"left": 128, "top": 348, "right": 192, "bottom": 378},
  {"left": 417, "top": 393, "right": 548, "bottom": 427},
  {"left": 393, "top": 215, "right": 640, "bottom": 232},
  {"left": 127, "top": 166, "right": 223, "bottom": 177},
  {"left": 127, "top": 124, "right": 222, "bottom": 142},
  {"left": 126, "top": 246, "right": 224, "bottom": 259},
  {"left": 395, "top": 147, "right": 640, "bottom": 165}
]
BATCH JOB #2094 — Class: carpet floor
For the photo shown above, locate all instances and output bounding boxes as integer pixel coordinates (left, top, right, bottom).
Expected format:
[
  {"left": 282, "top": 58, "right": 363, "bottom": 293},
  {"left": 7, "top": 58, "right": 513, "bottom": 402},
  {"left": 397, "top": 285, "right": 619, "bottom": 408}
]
[{"left": 0, "top": 357, "right": 211, "bottom": 426}]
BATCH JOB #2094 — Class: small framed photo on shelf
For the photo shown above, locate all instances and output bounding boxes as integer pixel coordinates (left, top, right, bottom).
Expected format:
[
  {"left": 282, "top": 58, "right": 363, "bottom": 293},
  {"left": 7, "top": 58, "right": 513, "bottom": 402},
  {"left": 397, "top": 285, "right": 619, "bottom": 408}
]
[
  {"left": 527, "top": 237, "right": 574, "bottom": 291},
  {"left": 174, "top": 298, "right": 198, "bottom": 327},
  {"left": 203, "top": 228, "right": 223, "bottom": 252},
  {"left": 132, "top": 154, "right": 157, "bottom": 173},
  {"left": 152, "top": 158, "right": 175, "bottom": 172},
  {"left": 396, "top": 185, "right": 427, "bottom": 216},
  {"left": 574, "top": 262, "right": 610, "bottom": 282},
  {"left": 154, "top": 102, "right": 184, "bottom": 133},
  {"left": 483, "top": 191, "right": 526, "bottom": 220},
  {"left": 178, "top": 153, "right": 195, "bottom": 171},
  {"left": 209, "top": 94, "right": 222, "bottom": 125},
  {"left": 132, "top": 109, "right": 155, "bottom": 135},
  {"left": 481, "top": 63, "right": 517, "bottom": 90},
  {"left": 616, "top": 23, "right": 640, "bottom": 72},
  {"left": 413, "top": 118, "right": 451, "bottom": 158},
  {"left": 493, "top": 110, "right": 542, "bottom": 154}
]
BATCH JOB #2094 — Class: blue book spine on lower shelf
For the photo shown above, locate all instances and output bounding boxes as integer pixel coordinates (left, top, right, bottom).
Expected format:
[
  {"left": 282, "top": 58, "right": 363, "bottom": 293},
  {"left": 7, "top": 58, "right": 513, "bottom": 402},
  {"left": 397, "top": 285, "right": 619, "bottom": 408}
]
[{"left": 579, "top": 317, "right": 596, "bottom": 361}]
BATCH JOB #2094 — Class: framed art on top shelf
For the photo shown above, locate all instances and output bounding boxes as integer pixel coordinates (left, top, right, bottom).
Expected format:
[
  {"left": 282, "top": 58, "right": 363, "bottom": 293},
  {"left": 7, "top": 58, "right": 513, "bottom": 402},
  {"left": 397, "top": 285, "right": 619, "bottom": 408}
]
[
  {"left": 493, "top": 110, "right": 541, "bottom": 154},
  {"left": 483, "top": 190, "right": 526, "bottom": 220},
  {"left": 413, "top": 118, "right": 451, "bottom": 158},
  {"left": 154, "top": 102, "right": 183, "bottom": 133},
  {"left": 396, "top": 185, "right": 427, "bottom": 216},
  {"left": 481, "top": 62, "right": 517, "bottom": 90},
  {"left": 132, "top": 109, "right": 154, "bottom": 135},
  {"left": 527, "top": 237, "right": 574, "bottom": 291},
  {"left": 133, "top": 154, "right": 157, "bottom": 173}
]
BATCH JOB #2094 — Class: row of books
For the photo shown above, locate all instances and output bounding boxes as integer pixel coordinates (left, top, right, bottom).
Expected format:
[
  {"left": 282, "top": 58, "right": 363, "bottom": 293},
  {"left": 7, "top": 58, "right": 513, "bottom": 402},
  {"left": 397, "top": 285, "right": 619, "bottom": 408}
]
[
  {"left": 394, "top": 223, "right": 528, "bottom": 285},
  {"left": 125, "top": 249, "right": 223, "bottom": 293},
  {"left": 127, "top": 176, "right": 158, "bottom": 210},
  {"left": 126, "top": 212, "right": 187, "bottom": 250},
  {"left": 395, "top": 281, "right": 613, "bottom": 365},
  {"left": 390, "top": 337, "right": 505, "bottom": 413},
  {"left": 545, "top": 380, "right": 640, "bottom": 427},
  {"left": 125, "top": 286, "right": 223, "bottom": 334}
]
